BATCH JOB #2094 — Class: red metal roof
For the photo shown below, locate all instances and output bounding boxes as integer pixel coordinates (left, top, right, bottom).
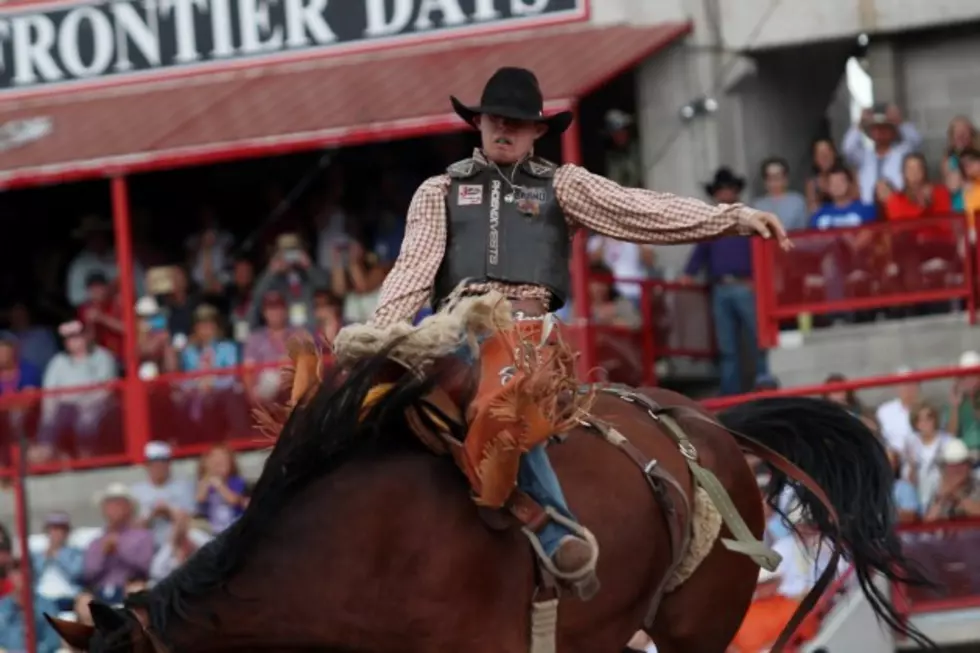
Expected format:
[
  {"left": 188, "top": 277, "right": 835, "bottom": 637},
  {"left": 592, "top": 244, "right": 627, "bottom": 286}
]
[{"left": 0, "top": 22, "right": 689, "bottom": 189}]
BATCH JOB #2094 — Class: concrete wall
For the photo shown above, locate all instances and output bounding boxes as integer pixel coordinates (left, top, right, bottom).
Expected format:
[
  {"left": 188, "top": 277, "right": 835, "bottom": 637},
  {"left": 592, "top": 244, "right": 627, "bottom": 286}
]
[
  {"left": 593, "top": 0, "right": 980, "bottom": 50},
  {"left": 0, "top": 451, "right": 269, "bottom": 538},
  {"left": 632, "top": 39, "right": 850, "bottom": 275},
  {"left": 770, "top": 314, "right": 977, "bottom": 407},
  {"left": 893, "top": 29, "right": 980, "bottom": 171}
]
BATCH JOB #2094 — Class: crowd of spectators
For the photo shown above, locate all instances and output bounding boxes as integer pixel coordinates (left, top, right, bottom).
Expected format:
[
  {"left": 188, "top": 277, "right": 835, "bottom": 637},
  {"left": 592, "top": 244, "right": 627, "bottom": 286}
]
[{"left": 0, "top": 441, "right": 248, "bottom": 652}]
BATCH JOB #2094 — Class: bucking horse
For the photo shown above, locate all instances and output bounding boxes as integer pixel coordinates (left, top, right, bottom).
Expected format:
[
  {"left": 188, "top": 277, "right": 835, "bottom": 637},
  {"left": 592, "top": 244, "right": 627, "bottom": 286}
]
[{"left": 48, "top": 293, "right": 933, "bottom": 652}]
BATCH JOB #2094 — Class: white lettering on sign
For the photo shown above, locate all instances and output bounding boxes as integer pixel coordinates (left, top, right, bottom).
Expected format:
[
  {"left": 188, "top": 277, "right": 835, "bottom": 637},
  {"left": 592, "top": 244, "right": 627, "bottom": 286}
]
[
  {"left": 0, "top": 0, "right": 585, "bottom": 93},
  {"left": 414, "top": 0, "right": 466, "bottom": 31},
  {"left": 364, "top": 0, "right": 412, "bottom": 37},
  {"left": 488, "top": 178, "right": 501, "bottom": 267}
]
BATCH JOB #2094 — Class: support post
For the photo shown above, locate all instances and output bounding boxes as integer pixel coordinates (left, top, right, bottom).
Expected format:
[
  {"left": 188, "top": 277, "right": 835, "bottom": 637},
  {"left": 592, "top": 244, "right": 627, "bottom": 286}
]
[
  {"left": 11, "top": 444, "right": 36, "bottom": 653},
  {"left": 111, "top": 176, "right": 149, "bottom": 461},
  {"left": 561, "top": 104, "right": 597, "bottom": 379}
]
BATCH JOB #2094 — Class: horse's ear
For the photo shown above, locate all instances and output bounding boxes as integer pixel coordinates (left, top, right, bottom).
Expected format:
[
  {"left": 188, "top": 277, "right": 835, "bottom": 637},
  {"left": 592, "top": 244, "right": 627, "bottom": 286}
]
[
  {"left": 45, "top": 614, "right": 95, "bottom": 649},
  {"left": 90, "top": 600, "right": 128, "bottom": 632}
]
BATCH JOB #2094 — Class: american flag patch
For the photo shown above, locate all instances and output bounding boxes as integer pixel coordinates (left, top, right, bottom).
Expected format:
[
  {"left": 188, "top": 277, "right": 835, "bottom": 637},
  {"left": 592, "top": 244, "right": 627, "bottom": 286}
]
[{"left": 458, "top": 184, "right": 483, "bottom": 206}]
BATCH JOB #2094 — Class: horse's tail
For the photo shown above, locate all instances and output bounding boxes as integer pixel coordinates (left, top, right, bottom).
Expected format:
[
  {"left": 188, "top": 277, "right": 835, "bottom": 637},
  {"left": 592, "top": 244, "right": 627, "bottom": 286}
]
[{"left": 717, "top": 396, "right": 936, "bottom": 649}]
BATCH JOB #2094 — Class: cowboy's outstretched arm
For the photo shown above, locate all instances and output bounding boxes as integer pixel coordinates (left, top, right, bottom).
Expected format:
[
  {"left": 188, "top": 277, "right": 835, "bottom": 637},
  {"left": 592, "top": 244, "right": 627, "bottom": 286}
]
[
  {"left": 370, "top": 176, "right": 450, "bottom": 327},
  {"left": 554, "top": 164, "right": 762, "bottom": 244}
]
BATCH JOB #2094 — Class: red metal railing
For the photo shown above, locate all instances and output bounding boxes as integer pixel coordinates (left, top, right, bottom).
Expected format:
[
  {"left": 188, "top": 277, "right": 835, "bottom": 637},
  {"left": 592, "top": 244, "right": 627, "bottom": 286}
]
[
  {"left": 566, "top": 276, "right": 716, "bottom": 386},
  {"left": 752, "top": 214, "right": 977, "bottom": 348}
]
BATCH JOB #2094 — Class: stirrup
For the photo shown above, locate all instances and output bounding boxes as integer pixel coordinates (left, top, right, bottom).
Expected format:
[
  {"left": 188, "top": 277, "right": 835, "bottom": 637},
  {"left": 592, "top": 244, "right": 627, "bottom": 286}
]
[{"left": 522, "top": 507, "right": 601, "bottom": 601}]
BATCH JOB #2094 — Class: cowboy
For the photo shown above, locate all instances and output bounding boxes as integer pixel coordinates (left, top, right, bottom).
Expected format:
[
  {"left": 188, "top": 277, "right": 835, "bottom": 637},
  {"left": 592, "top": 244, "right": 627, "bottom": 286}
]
[{"left": 368, "top": 67, "right": 790, "bottom": 590}]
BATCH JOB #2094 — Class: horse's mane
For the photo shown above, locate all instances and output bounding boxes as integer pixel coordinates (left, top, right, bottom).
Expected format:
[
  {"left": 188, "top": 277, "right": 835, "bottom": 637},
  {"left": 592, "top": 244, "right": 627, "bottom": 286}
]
[{"left": 132, "top": 340, "right": 467, "bottom": 640}]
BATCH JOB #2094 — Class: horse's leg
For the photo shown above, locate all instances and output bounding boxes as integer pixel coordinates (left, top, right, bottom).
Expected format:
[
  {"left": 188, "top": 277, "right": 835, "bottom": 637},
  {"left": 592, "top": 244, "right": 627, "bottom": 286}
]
[{"left": 646, "top": 402, "right": 764, "bottom": 653}]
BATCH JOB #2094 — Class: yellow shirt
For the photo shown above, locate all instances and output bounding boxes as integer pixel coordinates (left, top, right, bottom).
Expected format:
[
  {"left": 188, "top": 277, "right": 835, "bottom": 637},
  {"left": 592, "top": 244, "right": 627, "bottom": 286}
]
[{"left": 964, "top": 182, "right": 980, "bottom": 230}]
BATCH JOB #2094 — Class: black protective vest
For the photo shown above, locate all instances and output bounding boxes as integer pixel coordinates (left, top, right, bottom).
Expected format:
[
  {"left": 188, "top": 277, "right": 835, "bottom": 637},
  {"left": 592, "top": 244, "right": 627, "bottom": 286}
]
[{"left": 434, "top": 156, "right": 571, "bottom": 310}]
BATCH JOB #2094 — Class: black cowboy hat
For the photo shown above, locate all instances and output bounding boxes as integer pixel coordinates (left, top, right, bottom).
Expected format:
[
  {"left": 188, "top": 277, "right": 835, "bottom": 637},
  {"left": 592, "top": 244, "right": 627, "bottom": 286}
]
[
  {"left": 451, "top": 67, "right": 573, "bottom": 134},
  {"left": 704, "top": 167, "right": 746, "bottom": 196}
]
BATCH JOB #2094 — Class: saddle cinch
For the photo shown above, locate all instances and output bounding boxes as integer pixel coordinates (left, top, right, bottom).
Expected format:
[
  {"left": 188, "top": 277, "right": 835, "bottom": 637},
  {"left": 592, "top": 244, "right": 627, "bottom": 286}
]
[{"left": 311, "top": 296, "right": 780, "bottom": 653}]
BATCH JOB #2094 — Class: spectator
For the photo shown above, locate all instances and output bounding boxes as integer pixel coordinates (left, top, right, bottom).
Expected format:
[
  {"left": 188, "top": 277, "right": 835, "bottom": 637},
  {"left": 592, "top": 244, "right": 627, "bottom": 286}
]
[
  {"left": 250, "top": 233, "right": 328, "bottom": 330},
  {"left": 841, "top": 103, "right": 922, "bottom": 206},
  {"left": 7, "top": 302, "right": 57, "bottom": 372},
  {"left": 129, "top": 441, "right": 196, "bottom": 549},
  {"left": 66, "top": 215, "right": 146, "bottom": 308},
  {"left": 151, "top": 266, "right": 197, "bottom": 339},
  {"left": 36, "top": 320, "right": 117, "bottom": 461},
  {"left": 805, "top": 137, "right": 855, "bottom": 213},
  {"left": 313, "top": 289, "right": 344, "bottom": 348},
  {"left": 65, "top": 215, "right": 116, "bottom": 308},
  {"left": 941, "top": 116, "right": 978, "bottom": 212},
  {"left": 905, "top": 401, "right": 953, "bottom": 509},
  {"left": 584, "top": 262, "right": 642, "bottom": 328},
  {"left": 79, "top": 483, "right": 154, "bottom": 608},
  {"left": 883, "top": 153, "right": 953, "bottom": 221},
  {"left": 226, "top": 257, "right": 257, "bottom": 343},
  {"left": 959, "top": 147, "right": 980, "bottom": 227},
  {"left": 31, "top": 511, "right": 84, "bottom": 611},
  {"left": 179, "top": 305, "right": 244, "bottom": 434},
  {"left": 588, "top": 236, "right": 656, "bottom": 307},
  {"left": 752, "top": 157, "right": 808, "bottom": 232},
  {"left": 314, "top": 170, "right": 350, "bottom": 271},
  {"left": 186, "top": 206, "right": 234, "bottom": 295},
  {"left": 822, "top": 372, "right": 878, "bottom": 434},
  {"left": 135, "top": 296, "right": 178, "bottom": 379},
  {"left": 0, "top": 524, "right": 12, "bottom": 597},
  {"left": 370, "top": 176, "right": 407, "bottom": 273},
  {"left": 681, "top": 167, "right": 769, "bottom": 396},
  {"left": 809, "top": 165, "right": 877, "bottom": 230},
  {"left": 0, "top": 565, "right": 62, "bottom": 653},
  {"left": 195, "top": 444, "right": 247, "bottom": 534},
  {"left": 887, "top": 448, "right": 921, "bottom": 523},
  {"left": 924, "top": 439, "right": 980, "bottom": 521},
  {"left": 331, "top": 238, "right": 386, "bottom": 324},
  {"left": 0, "top": 333, "right": 42, "bottom": 395},
  {"left": 876, "top": 368, "right": 920, "bottom": 454},
  {"left": 77, "top": 271, "right": 125, "bottom": 362},
  {"left": 244, "top": 291, "right": 303, "bottom": 402},
  {"left": 944, "top": 350, "right": 980, "bottom": 460},
  {"left": 822, "top": 373, "right": 863, "bottom": 418},
  {"left": 603, "top": 109, "right": 642, "bottom": 188},
  {"left": 149, "top": 512, "right": 210, "bottom": 585}
]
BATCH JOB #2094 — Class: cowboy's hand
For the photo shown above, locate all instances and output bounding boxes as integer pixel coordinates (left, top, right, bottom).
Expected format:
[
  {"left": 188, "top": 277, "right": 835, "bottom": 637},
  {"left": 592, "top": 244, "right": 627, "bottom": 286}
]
[{"left": 739, "top": 210, "right": 792, "bottom": 251}]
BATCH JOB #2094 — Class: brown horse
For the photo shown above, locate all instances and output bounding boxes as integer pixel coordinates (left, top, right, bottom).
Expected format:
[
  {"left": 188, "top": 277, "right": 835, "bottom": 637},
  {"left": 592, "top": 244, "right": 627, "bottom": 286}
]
[{"left": 48, "top": 347, "right": 933, "bottom": 653}]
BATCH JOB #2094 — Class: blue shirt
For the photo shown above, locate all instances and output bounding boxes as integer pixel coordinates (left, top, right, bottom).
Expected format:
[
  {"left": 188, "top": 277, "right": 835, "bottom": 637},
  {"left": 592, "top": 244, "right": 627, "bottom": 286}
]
[
  {"left": 31, "top": 546, "right": 84, "bottom": 597},
  {"left": 198, "top": 475, "right": 247, "bottom": 533},
  {"left": 809, "top": 200, "right": 877, "bottom": 230},
  {"left": 893, "top": 479, "right": 921, "bottom": 516},
  {"left": 0, "top": 361, "right": 42, "bottom": 395},
  {"left": 0, "top": 593, "right": 62, "bottom": 653},
  {"left": 181, "top": 340, "right": 239, "bottom": 390},
  {"left": 683, "top": 237, "right": 752, "bottom": 281}
]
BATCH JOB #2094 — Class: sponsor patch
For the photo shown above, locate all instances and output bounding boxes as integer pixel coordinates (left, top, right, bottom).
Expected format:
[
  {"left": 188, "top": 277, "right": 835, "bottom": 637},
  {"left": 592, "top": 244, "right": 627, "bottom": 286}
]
[{"left": 458, "top": 184, "right": 484, "bottom": 205}]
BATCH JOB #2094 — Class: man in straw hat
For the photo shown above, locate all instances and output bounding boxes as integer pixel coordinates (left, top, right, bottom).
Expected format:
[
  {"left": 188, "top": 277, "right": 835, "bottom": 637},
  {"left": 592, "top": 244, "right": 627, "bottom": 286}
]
[
  {"left": 77, "top": 483, "right": 153, "bottom": 613},
  {"left": 364, "top": 67, "right": 792, "bottom": 590}
]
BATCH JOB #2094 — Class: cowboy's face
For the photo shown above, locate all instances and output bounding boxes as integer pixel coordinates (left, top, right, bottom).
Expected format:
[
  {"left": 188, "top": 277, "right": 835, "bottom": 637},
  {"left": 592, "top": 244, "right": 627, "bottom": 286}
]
[{"left": 476, "top": 114, "right": 546, "bottom": 164}]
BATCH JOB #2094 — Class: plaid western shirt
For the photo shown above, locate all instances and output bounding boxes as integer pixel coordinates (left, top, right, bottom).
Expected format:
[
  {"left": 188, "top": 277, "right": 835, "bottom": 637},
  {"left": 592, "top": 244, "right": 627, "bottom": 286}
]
[{"left": 371, "top": 150, "right": 759, "bottom": 327}]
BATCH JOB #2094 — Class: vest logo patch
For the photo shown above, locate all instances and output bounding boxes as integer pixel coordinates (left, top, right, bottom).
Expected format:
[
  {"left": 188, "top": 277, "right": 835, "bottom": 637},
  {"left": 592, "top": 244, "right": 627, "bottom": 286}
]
[{"left": 458, "top": 184, "right": 484, "bottom": 206}]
